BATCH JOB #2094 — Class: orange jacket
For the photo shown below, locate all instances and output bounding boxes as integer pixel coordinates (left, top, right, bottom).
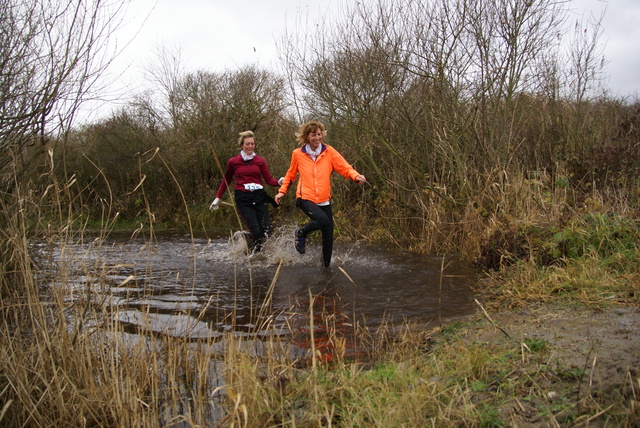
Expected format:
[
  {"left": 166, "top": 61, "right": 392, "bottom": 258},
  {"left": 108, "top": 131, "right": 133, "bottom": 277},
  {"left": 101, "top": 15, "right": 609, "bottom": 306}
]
[{"left": 278, "top": 144, "right": 361, "bottom": 204}]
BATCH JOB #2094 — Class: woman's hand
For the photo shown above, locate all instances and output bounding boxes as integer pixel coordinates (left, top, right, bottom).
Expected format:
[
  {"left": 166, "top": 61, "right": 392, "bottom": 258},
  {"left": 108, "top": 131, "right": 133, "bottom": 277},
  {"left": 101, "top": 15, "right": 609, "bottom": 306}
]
[
  {"left": 355, "top": 175, "right": 366, "bottom": 184},
  {"left": 274, "top": 192, "right": 284, "bottom": 205},
  {"left": 209, "top": 198, "right": 220, "bottom": 210}
]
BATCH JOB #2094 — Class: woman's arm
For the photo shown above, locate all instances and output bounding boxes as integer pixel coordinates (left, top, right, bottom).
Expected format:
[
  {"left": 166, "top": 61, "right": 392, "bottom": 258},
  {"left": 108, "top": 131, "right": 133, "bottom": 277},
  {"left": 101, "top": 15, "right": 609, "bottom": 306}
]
[
  {"left": 329, "top": 147, "right": 364, "bottom": 182},
  {"left": 275, "top": 151, "right": 299, "bottom": 204},
  {"left": 215, "top": 158, "right": 236, "bottom": 199},
  {"left": 257, "top": 157, "right": 281, "bottom": 187}
]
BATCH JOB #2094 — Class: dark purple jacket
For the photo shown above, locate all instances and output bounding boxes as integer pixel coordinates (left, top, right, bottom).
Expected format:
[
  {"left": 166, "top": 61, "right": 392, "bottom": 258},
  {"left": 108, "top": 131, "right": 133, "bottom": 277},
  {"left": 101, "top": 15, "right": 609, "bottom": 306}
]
[{"left": 215, "top": 154, "right": 279, "bottom": 199}]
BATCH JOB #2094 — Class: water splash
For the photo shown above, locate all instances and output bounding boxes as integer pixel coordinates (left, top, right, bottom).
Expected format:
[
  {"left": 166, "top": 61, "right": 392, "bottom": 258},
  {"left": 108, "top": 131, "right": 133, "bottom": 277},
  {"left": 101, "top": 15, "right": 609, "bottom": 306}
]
[{"left": 32, "top": 229, "right": 478, "bottom": 340}]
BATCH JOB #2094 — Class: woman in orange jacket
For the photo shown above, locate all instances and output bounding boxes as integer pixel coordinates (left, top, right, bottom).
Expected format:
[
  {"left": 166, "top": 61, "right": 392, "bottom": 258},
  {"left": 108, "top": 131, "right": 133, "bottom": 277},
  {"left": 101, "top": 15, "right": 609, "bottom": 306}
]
[{"left": 275, "top": 120, "right": 366, "bottom": 267}]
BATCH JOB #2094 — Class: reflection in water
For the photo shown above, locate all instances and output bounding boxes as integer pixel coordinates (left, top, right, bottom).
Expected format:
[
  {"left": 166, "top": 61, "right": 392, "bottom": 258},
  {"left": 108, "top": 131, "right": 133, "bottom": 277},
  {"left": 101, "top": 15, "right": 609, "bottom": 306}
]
[
  {"left": 289, "top": 289, "right": 364, "bottom": 363},
  {"left": 33, "top": 228, "right": 478, "bottom": 343}
]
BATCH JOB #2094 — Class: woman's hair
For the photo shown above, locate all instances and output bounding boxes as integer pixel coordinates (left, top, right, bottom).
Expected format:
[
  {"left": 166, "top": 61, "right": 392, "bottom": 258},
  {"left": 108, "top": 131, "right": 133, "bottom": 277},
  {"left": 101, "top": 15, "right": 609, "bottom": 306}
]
[
  {"left": 238, "top": 130, "right": 255, "bottom": 147},
  {"left": 295, "top": 120, "right": 326, "bottom": 146}
]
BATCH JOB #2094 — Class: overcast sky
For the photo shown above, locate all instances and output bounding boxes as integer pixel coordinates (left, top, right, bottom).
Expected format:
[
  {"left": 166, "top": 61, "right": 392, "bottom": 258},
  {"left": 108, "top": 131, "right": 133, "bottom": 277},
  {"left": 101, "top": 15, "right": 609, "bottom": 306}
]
[{"left": 92, "top": 0, "right": 639, "bottom": 122}]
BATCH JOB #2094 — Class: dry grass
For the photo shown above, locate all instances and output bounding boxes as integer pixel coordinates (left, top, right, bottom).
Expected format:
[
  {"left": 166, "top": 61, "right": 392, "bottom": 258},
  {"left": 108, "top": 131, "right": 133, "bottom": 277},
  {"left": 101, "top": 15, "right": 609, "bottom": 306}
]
[
  {"left": 0, "top": 226, "right": 223, "bottom": 426},
  {"left": 1, "top": 226, "right": 638, "bottom": 426},
  {"left": 1, "top": 154, "right": 639, "bottom": 426}
]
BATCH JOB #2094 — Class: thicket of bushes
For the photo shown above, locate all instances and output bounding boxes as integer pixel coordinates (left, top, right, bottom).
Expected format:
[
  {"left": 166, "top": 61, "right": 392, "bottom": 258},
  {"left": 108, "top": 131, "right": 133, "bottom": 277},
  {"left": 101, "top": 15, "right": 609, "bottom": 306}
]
[
  {"left": 23, "top": 0, "right": 636, "bottom": 260},
  {"left": 2, "top": 1, "right": 639, "bottom": 426},
  {"left": 4, "top": 0, "right": 640, "bottom": 271}
]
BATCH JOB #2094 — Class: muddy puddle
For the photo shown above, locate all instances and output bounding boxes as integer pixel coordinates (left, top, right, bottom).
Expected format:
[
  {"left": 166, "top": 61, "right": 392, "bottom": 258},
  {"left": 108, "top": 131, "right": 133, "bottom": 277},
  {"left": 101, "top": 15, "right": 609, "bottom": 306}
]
[{"left": 33, "top": 228, "right": 479, "bottom": 340}]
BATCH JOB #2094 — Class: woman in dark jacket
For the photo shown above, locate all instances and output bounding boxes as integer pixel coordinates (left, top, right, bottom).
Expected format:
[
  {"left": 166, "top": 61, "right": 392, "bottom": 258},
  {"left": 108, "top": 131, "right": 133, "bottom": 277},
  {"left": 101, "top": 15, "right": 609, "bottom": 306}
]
[{"left": 210, "top": 131, "right": 283, "bottom": 252}]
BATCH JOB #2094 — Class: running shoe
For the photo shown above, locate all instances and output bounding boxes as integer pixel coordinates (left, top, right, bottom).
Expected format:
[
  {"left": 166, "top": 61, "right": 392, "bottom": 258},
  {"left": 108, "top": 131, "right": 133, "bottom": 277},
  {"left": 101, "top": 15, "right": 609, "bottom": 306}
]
[{"left": 294, "top": 228, "right": 306, "bottom": 254}]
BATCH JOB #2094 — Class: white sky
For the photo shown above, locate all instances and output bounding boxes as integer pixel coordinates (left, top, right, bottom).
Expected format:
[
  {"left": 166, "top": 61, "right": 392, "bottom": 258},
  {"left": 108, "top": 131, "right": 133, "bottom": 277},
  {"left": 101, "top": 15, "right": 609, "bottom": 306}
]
[{"left": 90, "top": 0, "right": 640, "bottom": 122}]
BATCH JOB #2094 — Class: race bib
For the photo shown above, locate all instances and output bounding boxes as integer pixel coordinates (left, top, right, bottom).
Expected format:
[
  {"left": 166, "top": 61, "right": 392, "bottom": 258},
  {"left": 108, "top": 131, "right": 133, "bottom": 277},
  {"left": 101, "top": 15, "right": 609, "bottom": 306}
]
[{"left": 244, "top": 183, "right": 263, "bottom": 191}]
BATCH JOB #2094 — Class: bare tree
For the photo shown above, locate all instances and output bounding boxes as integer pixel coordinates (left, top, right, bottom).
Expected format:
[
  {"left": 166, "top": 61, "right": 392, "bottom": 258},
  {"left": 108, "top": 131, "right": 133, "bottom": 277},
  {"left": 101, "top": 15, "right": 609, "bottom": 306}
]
[
  {"left": 564, "top": 10, "right": 606, "bottom": 104},
  {"left": 142, "top": 43, "right": 187, "bottom": 131},
  {"left": 0, "top": 0, "right": 128, "bottom": 189}
]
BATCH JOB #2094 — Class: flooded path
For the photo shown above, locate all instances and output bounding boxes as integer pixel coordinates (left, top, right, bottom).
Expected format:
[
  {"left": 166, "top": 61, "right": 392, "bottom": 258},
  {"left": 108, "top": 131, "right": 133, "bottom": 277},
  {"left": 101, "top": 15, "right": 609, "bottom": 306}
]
[{"left": 34, "top": 229, "right": 479, "bottom": 340}]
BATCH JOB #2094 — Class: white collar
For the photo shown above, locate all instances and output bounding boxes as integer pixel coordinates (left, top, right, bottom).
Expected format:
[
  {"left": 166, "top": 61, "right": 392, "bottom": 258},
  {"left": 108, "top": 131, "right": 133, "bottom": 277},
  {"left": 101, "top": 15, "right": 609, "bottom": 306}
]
[
  {"left": 240, "top": 151, "right": 255, "bottom": 161},
  {"left": 305, "top": 144, "right": 322, "bottom": 160}
]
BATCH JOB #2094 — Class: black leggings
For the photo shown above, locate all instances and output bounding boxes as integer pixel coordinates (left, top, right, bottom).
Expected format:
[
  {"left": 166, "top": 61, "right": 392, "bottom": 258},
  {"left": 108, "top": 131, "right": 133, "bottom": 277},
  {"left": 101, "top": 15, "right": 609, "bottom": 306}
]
[
  {"left": 234, "top": 190, "right": 272, "bottom": 250},
  {"left": 298, "top": 199, "right": 333, "bottom": 266}
]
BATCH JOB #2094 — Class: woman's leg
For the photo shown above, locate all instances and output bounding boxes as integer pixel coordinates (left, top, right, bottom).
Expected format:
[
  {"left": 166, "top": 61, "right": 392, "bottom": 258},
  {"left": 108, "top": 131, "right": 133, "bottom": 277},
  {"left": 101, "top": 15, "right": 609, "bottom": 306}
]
[
  {"left": 254, "top": 201, "right": 272, "bottom": 249},
  {"left": 235, "top": 192, "right": 263, "bottom": 251},
  {"left": 298, "top": 200, "right": 333, "bottom": 267}
]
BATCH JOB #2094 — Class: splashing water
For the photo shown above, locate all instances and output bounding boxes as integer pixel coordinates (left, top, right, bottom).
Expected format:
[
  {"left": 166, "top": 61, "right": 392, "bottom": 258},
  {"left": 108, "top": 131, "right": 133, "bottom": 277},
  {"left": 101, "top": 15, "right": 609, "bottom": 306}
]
[{"left": 33, "top": 227, "right": 478, "bottom": 341}]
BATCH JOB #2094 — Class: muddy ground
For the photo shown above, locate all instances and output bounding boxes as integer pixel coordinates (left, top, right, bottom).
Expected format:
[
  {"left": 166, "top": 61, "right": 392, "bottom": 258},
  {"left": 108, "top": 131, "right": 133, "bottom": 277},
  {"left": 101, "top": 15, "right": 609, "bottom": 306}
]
[{"left": 457, "top": 304, "right": 640, "bottom": 426}]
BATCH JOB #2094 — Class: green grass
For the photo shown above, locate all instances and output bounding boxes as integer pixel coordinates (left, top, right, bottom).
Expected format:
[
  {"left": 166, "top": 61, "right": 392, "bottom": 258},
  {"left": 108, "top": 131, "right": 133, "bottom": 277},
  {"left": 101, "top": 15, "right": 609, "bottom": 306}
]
[
  {"left": 545, "top": 213, "right": 640, "bottom": 267},
  {"left": 479, "top": 212, "right": 640, "bottom": 308},
  {"left": 214, "top": 305, "right": 635, "bottom": 427},
  {"left": 522, "top": 337, "right": 549, "bottom": 353}
]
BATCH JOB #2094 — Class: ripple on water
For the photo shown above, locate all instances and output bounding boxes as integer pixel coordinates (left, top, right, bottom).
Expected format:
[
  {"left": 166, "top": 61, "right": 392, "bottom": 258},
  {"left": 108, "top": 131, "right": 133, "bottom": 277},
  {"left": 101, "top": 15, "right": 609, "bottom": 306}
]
[{"left": 32, "top": 228, "right": 478, "bottom": 338}]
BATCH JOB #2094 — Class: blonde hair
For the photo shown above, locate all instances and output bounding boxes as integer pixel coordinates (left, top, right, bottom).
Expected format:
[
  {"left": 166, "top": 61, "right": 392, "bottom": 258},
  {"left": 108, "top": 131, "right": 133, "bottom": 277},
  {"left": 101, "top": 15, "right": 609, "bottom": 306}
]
[
  {"left": 295, "top": 120, "right": 326, "bottom": 146},
  {"left": 237, "top": 130, "right": 255, "bottom": 147}
]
